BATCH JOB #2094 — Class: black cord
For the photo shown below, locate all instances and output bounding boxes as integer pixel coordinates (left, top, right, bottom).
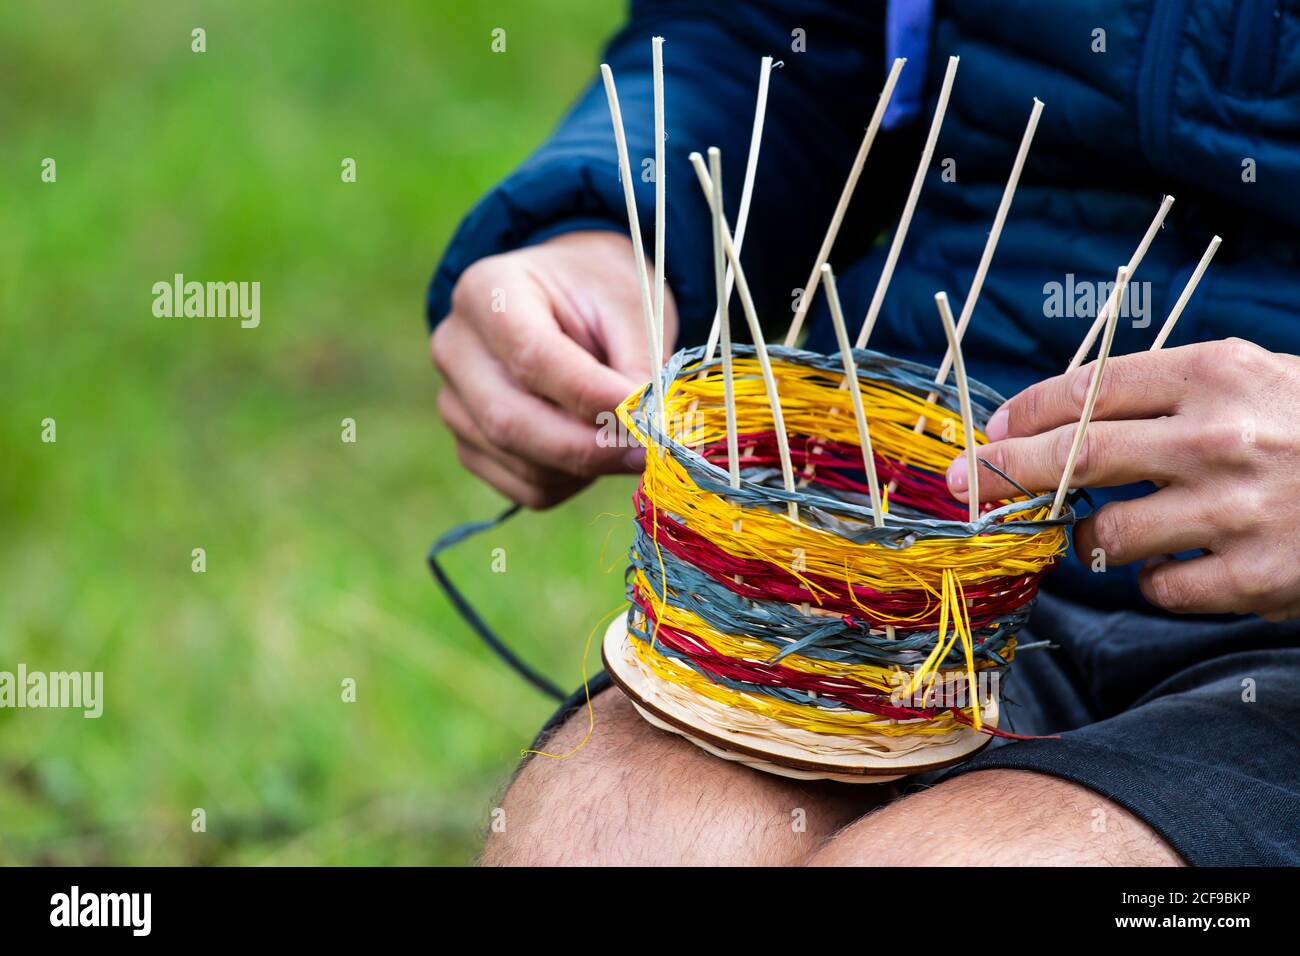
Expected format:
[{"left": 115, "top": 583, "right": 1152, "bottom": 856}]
[
  {"left": 977, "top": 457, "right": 1093, "bottom": 514},
  {"left": 977, "top": 457, "right": 1033, "bottom": 499},
  {"left": 426, "top": 505, "right": 567, "bottom": 701},
  {"left": 428, "top": 464, "right": 1084, "bottom": 705}
]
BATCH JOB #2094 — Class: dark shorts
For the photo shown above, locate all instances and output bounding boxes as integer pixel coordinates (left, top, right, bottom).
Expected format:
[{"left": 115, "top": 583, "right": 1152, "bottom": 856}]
[{"left": 537, "top": 594, "right": 1300, "bottom": 866}]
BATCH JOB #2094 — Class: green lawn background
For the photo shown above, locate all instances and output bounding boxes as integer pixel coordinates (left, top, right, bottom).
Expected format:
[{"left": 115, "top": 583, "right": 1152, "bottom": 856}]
[{"left": 0, "top": 1, "right": 629, "bottom": 864}]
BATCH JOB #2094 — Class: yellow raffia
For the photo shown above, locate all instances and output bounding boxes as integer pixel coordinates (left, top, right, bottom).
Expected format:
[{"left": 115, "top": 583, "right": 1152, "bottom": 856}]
[{"left": 527, "top": 603, "right": 629, "bottom": 761}]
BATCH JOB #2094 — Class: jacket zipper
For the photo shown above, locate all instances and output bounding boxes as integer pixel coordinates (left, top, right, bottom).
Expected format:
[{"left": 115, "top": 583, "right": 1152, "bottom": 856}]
[
  {"left": 1136, "top": 0, "right": 1186, "bottom": 171},
  {"left": 1224, "top": 0, "right": 1279, "bottom": 95}
]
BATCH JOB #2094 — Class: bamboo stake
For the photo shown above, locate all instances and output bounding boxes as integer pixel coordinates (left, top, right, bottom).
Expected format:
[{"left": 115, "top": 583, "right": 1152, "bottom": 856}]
[
  {"left": 908, "top": 98, "right": 1043, "bottom": 440},
  {"left": 601, "top": 64, "right": 664, "bottom": 440},
  {"left": 690, "top": 151, "right": 799, "bottom": 521},
  {"left": 822, "top": 264, "right": 884, "bottom": 525},
  {"left": 652, "top": 37, "right": 667, "bottom": 370},
  {"left": 823, "top": 263, "right": 891, "bottom": 638},
  {"left": 1067, "top": 196, "right": 1174, "bottom": 370},
  {"left": 702, "top": 56, "right": 775, "bottom": 365},
  {"left": 855, "top": 55, "right": 960, "bottom": 350},
  {"left": 934, "top": 292, "right": 979, "bottom": 522},
  {"left": 806, "top": 59, "right": 960, "bottom": 488},
  {"left": 1151, "top": 235, "right": 1221, "bottom": 350},
  {"left": 710, "top": 151, "right": 745, "bottom": 580},
  {"left": 1051, "top": 266, "right": 1128, "bottom": 519},
  {"left": 782, "top": 57, "right": 906, "bottom": 347},
  {"left": 709, "top": 150, "right": 741, "bottom": 494}
]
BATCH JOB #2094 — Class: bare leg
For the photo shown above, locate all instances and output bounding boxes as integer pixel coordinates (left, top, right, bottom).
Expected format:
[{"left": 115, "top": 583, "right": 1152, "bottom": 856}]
[
  {"left": 481, "top": 690, "right": 894, "bottom": 866},
  {"left": 809, "top": 769, "right": 1185, "bottom": 866}
]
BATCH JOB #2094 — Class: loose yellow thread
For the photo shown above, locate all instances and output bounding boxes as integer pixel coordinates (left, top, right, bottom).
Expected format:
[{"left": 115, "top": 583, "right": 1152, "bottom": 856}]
[{"left": 526, "top": 602, "right": 628, "bottom": 761}]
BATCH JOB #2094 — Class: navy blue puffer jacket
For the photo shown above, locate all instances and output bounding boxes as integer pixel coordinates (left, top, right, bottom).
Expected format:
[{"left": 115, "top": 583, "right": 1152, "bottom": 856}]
[{"left": 428, "top": 0, "right": 1300, "bottom": 610}]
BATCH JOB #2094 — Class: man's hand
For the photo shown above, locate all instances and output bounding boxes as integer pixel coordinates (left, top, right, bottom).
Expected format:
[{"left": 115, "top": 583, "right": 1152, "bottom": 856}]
[
  {"left": 431, "top": 231, "right": 676, "bottom": 509},
  {"left": 945, "top": 339, "right": 1300, "bottom": 619}
]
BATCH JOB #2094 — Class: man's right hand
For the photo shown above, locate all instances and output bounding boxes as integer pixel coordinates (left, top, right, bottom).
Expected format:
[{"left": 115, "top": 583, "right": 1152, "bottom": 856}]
[{"left": 431, "top": 230, "right": 678, "bottom": 509}]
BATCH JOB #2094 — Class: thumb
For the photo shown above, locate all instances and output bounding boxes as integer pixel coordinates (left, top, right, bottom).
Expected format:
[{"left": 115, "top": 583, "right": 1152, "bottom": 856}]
[
  {"left": 602, "top": 280, "right": 678, "bottom": 391},
  {"left": 596, "top": 287, "right": 674, "bottom": 475}
]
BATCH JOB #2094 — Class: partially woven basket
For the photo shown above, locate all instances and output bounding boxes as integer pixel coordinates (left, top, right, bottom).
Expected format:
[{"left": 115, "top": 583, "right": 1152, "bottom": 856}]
[{"left": 603, "top": 344, "right": 1073, "bottom": 782}]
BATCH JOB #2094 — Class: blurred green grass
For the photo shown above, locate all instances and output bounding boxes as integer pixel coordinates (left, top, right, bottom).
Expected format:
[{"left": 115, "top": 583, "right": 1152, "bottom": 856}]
[{"left": 0, "top": 0, "right": 629, "bottom": 864}]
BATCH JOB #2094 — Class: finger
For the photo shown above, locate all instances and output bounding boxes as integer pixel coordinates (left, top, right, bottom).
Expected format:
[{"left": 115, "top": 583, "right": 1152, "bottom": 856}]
[
  {"left": 599, "top": 300, "right": 655, "bottom": 388},
  {"left": 438, "top": 387, "right": 583, "bottom": 491},
  {"left": 1073, "top": 489, "right": 1213, "bottom": 566},
  {"left": 454, "top": 440, "right": 586, "bottom": 510},
  {"left": 947, "top": 419, "right": 1188, "bottom": 502},
  {"left": 988, "top": 349, "right": 1192, "bottom": 441},
  {"left": 1139, "top": 553, "right": 1234, "bottom": 614},
  {"left": 475, "top": 282, "right": 644, "bottom": 424},
  {"left": 435, "top": 317, "right": 632, "bottom": 476},
  {"left": 1261, "top": 602, "right": 1300, "bottom": 623}
]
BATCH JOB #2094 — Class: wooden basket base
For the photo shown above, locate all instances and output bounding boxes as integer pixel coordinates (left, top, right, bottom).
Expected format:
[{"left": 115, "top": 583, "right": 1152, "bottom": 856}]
[{"left": 602, "top": 612, "right": 994, "bottom": 784}]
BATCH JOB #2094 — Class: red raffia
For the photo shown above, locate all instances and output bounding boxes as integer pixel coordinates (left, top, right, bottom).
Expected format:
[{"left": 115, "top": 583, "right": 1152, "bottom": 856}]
[
  {"left": 633, "top": 486, "right": 1045, "bottom": 630},
  {"left": 631, "top": 592, "right": 1046, "bottom": 740},
  {"left": 699, "top": 430, "right": 987, "bottom": 521}
]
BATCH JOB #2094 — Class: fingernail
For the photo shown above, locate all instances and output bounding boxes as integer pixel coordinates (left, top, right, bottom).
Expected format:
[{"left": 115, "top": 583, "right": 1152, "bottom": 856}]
[
  {"left": 947, "top": 456, "right": 968, "bottom": 493},
  {"left": 622, "top": 448, "right": 646, "bottom": 471},
  {"left": 985, "top": 407, "right": 1009, "bottom": 442}
]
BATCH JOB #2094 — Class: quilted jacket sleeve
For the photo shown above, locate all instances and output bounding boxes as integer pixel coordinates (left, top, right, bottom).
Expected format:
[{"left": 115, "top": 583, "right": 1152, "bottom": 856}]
[{"left": 426, "top": 0, "right": 897, "bottom": 346}]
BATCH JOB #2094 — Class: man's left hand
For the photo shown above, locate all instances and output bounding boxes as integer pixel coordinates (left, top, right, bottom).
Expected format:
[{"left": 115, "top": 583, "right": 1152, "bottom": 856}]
[{"left": 946, "top": 338, "right": 1300, "bottom": 620}]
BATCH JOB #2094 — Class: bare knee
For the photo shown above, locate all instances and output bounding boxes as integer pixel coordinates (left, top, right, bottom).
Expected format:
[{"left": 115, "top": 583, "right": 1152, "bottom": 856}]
[
  {"left": 809, "top": 769, "right": 1184, "bottom": 867},
  {"left": 481, "top": 690, "right": 882, "bottom": 866}
]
